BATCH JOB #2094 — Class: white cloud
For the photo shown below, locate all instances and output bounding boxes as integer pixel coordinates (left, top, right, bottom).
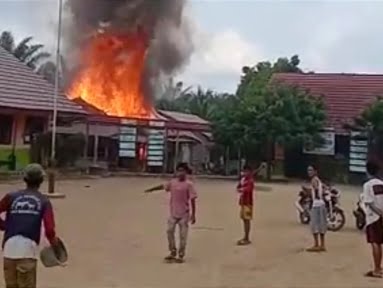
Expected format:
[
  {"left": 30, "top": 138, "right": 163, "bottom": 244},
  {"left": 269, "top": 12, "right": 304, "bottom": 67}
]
[
  {"left": 181, "top": 28, "right": 264, "bottom": 92},
  {"left": 300, "top": 7, "right": 373, "bottom": 72},
  {"left": 191, "top": 28, "right": 263, "bottom": 75}
]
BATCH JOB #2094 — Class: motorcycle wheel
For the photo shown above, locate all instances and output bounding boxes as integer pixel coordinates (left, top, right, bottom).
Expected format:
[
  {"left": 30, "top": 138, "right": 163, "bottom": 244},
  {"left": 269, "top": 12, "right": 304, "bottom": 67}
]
[
  {"left": 327, "top": 207, "right": 346, "bottom": 232},
  {"left": 299, "top": 211, "right": 310, "bottom": 224}
]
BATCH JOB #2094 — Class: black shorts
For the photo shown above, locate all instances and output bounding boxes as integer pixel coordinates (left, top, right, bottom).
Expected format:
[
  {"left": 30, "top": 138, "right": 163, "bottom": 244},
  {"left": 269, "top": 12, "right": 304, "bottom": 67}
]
[{"left": 366, "top": 218, "right": 383, "bottom": 244}]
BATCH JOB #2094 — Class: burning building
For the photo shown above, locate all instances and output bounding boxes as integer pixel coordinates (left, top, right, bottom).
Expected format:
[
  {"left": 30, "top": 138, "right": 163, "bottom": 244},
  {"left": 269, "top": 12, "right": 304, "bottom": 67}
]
[
  {"left": 58, "top": 0, "right": 210, "bottom": 172},
  {"left": 65, "top": 0, "right": 193, "bottom": 117}
]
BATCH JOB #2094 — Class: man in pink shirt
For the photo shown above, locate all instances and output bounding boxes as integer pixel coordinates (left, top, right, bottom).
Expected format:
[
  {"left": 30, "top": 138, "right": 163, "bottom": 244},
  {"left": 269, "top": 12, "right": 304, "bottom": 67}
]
[{"left": 145, "top": 163, "right": 197, "bottom": 263}]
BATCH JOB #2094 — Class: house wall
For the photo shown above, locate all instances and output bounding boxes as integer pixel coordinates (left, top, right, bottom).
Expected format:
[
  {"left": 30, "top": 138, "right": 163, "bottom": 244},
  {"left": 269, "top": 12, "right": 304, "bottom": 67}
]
[
  {"left": 191, "top": 143, "right": 209, "bottom": 173},
  {"left": 283, "top": 134, "right": 351, "bottom": 183},
  {"left": 58, "top": 122, "right": 212, "bottom": 173},
  {"left": 57, "top": 123, "right": 119, "bottom": 137},
  {"left": 0, "top": 109, "right": 49, "bottom": 170}
]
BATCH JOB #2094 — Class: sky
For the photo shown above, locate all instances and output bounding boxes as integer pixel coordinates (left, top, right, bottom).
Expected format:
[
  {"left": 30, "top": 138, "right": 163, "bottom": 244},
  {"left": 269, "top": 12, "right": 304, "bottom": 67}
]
[{"left": 1, "top": 0, "right": 383, "bottom": 93}]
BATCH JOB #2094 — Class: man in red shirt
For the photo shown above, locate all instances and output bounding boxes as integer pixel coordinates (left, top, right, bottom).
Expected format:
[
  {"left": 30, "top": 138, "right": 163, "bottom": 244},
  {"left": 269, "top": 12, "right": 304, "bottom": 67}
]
[{"left": 237, "top": 165, "right": 254, "bottom": 246}]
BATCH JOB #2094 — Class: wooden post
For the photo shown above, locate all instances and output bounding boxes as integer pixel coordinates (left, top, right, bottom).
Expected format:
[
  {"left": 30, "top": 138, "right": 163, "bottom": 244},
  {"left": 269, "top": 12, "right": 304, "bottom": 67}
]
[
  {"left": 173, "top": 130, "right": 180, "bottom": 173},
  {"left": 10, "top": 115, "right": 18, "bottom": 171},
  {"left": 93, "top": 135, "right": 99, "bottom": 164},
  {"left": 163, "top": 127, "right": 168, "bottom": 175},
  {"left": 83, "top": 120, "right": 89, "bottom": 159},
  {"left": 225, "top": 146, "right": 230, "bottom": 175},
  {"left": 237, "top": 147, "right": 241, "bottom": 178}
]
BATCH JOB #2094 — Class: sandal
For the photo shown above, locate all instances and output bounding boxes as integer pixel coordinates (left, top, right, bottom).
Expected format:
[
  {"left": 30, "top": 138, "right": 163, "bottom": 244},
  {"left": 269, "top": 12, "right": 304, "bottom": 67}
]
[
  {"left": 164, "top": 253, "right": 176, "bottom": 263},
  {"left": 237, "top": 239, "right": 251, "bottom": 246},
  {"left": 174, "top": 257, "right": 185, "bottom": 264},
  {"left": 306, "top": 246, "right": 321, "bottom": 252},
  {"left": 365, "top": 271, "right": 383, "bottom": 278},
  {"left": 319, "top": 246, "right": 327, "bottom": 252}
]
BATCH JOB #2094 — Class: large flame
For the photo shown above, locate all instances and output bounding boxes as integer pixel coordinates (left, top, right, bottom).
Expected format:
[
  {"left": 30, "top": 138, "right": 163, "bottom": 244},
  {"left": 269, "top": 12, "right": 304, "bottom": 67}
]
[{"left": 68, "top": 30, "right": 152, "bottom": 118}]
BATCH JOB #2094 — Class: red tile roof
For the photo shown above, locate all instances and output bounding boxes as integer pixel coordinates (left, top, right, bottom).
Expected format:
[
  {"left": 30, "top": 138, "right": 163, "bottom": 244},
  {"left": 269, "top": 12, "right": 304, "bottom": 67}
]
[
  {"left": 273, "top": 73, "right": 383, "bottom": 133},
  {"left": 0, "top": 47, "right": 85, "bottom": 114}
]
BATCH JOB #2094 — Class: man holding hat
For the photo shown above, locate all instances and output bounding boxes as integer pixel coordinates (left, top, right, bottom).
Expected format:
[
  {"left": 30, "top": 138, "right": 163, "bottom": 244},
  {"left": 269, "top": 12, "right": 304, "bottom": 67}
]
[{"left": 0, "top": 163, "right": 59, "bottom": 288}]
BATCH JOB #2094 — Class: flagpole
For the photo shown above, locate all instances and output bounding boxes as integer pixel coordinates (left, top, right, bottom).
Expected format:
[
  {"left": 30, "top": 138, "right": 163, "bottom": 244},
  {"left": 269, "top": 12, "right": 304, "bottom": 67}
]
[{"left": 48, "top": 0, "right": 64, "bottom": 198}]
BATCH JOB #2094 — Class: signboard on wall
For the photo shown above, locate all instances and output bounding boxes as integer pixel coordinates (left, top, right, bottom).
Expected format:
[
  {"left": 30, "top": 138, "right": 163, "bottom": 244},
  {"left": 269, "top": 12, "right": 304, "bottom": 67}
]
[
  {"left": 119, "top": 121, "right": 137, "bottom": 158},
  {"left": 303, "top": 129, "right": 335, "bottom": 156},
  {"left": 349, "top": 131, "right": 368, "bottom": 173},
  {"left": 147, "top": 128, "right": 165, "bottom": 167}
]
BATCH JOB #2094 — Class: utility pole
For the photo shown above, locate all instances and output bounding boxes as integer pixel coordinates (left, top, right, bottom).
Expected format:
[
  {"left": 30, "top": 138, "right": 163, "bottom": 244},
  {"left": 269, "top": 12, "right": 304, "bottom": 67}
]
[{"left": 47, "top": 0, "right": 65, "bottom": 198}]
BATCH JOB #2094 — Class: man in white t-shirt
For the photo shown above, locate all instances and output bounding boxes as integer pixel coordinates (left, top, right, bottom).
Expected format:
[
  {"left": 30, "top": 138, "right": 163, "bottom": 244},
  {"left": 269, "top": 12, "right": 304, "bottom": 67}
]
[{"left": 363, "top": 161, "right": 383, "bottom": 278}]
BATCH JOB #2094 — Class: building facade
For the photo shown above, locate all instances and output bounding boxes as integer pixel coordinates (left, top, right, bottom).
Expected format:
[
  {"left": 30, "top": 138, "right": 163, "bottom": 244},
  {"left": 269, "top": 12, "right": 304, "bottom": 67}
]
[
  {"left": 0, "top": 47, "right": 212, "bottom": 172},
  {"left": 273, "top": 73, "right": 383, "bottom": 182}
]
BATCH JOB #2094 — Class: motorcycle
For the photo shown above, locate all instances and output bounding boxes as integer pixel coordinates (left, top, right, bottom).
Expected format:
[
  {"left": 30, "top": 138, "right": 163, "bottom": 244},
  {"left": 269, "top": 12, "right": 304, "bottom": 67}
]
[
  {"left": 296, "top": 190, "right": 311, "bottom": 224},
  {"left": 353, "top": 194, "right": 366, "bottom": 230},
  {"left": 295, "top": 186, "right": 346, "bottom": 232}
]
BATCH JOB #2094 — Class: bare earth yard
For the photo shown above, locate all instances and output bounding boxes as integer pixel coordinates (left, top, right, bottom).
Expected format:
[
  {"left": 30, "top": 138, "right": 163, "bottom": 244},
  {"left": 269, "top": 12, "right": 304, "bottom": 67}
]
[{"left": 0, "top": 177, "right": 380, "bottom": 288}]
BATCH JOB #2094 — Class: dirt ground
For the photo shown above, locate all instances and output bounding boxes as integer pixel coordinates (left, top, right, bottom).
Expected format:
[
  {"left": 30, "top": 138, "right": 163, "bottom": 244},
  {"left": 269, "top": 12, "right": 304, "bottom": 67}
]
[{"left": 0, "top": 177, "right": 380, "bottom": 288}]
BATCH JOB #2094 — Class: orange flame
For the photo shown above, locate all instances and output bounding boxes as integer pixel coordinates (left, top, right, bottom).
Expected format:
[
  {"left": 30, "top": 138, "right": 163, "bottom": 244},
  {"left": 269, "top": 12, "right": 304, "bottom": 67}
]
[{"left": 68, "top": 30, "right": 152, "bottom": 118}]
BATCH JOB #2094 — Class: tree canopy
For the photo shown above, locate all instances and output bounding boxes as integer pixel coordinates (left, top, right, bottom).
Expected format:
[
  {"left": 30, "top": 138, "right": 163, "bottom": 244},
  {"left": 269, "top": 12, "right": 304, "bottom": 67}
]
[
  {"left": 156, "top": 55, "right": 326, "bottom": 177},
  {"left": 349, "top": 97, "right": 383, "bottom": 163}
]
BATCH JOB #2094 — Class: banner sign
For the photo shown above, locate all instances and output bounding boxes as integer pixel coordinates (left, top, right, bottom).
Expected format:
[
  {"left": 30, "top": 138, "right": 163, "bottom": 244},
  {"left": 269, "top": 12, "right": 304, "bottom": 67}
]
[
  {"left": 119, "top": 120, "right": 137, "bottom": 158},
  {"left": 349, "top": 131, "right": 368, "bottom": 173},
  {"left": 147, "top": 128, "right": 165, "bottom": 167},
  {"left": 303, "top": 129, "right": 335, "bottom": 155}
]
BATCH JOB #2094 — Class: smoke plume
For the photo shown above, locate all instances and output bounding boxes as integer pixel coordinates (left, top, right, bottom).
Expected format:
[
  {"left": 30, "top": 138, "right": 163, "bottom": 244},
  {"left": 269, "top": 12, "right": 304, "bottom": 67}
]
[{"left": 63, "top": 0, "right": 193, "bottom": 102}]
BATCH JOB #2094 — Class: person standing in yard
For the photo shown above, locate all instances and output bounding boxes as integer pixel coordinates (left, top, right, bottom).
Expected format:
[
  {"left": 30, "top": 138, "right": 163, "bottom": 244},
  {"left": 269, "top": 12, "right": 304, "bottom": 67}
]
[
  {"left": 306, "top": 165, "right": 327, "bottom": 252},
  {"left": 0, "top": 163, "right": 59, "bottom": 288},
  {"left": 145, "top": 162, "right": 197, "bottom": 263},
  {"left": 236, "top": 165, "right": 255, "bottom": 246},
  {"left": 363, "top": 161, "right": 383, "bottom": 278}
]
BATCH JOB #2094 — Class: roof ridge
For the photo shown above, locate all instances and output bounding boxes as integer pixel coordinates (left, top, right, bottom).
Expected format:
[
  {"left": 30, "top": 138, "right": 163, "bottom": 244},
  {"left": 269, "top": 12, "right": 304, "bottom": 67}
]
[{"left": 276, "top": 72, "right": 383, "bottom": 77}]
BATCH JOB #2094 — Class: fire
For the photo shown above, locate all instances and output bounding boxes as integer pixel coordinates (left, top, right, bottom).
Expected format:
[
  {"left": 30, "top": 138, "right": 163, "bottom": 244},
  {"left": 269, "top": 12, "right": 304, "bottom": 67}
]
[{"left": 68, "top": 30, "right": 152, "bottom": 118}]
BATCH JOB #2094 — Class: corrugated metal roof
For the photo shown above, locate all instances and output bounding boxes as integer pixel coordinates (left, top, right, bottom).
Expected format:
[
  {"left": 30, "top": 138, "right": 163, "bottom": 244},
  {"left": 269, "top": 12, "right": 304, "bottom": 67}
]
[
  {"left": 273, "top": 73, "right": 383, "bottom": 133},
  {"left": 158, "top": 110, "right": 209, "bottom": 125},
  {"left": 0, "top": 47, "right": 85, "bottom": 114}
]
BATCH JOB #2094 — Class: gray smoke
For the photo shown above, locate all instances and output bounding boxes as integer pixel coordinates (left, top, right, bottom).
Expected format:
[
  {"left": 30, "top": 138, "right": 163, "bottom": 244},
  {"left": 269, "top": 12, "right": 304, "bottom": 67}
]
[{"left": 63, "top": 0, "right": 193, "bottom": 102}]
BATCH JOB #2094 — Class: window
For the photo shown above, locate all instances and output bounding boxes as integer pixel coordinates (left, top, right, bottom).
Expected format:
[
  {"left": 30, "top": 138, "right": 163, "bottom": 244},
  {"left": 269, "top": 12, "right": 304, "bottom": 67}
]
[
  {"left": 0, "top": 114, "right": 13, "bottom": 145},
  {"left": 24, "top": 116, "right": 46, "bottom": 144}
]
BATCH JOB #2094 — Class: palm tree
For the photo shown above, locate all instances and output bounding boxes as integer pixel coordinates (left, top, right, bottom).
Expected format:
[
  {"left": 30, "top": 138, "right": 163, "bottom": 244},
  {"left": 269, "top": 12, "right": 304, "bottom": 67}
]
[
  {"left": 37, "top": 54, "right": 67, "bottom": 87},
  {"left": 183, "top": 87, "right": 217, "bottom": 120},
  {"left": 0, "top": 31, "right": 51, "bottom": 69},
  {"left": 156, "top": 78, "right": 192, "bottom": 111}
]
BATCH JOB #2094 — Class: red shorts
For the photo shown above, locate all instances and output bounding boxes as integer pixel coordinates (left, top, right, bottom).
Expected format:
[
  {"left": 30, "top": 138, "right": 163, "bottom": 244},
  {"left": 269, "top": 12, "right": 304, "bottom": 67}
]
[{"left": 366, "top": 218, "right": 383, "bottom": 244}]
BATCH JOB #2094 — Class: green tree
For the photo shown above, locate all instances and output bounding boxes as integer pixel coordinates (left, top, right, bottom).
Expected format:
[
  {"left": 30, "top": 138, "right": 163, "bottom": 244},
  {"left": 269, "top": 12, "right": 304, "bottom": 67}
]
[
  {"left": 232, "top": 55, "right": 325, "bottom": 179},
  {"left": 181, "top": 87, "right": 217, "bottom": 120},
  {"left": 36, "top": 54, "right": 67, "bottom": 87},
  {"left": 237, "top": 55, "right": 302, "bottom": 99},
  {"left": 0, "top": 31, "right": 50, "bottom": 69},
  {"left": 153, "top": 56, "right": 325, "bottom": 178},
  {"left": 352, "top": 97, "right": 383, "bottom": 133},
  {"left": 156, "top": 78, "right": 192, "bottom": 111}
]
